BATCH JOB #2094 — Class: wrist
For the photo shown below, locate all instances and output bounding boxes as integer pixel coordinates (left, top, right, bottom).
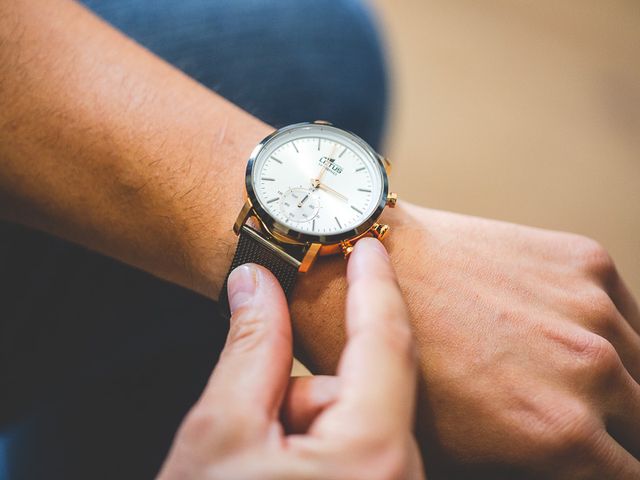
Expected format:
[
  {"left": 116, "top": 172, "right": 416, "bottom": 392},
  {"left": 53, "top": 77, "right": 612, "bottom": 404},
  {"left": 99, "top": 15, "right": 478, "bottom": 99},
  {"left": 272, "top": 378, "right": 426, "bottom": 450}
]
[
  {"left": 290, "top": 201, "right": 420, "bottom": 373},
  {"left": 181, "top": 118, "right": 274, "bottom": 299}
]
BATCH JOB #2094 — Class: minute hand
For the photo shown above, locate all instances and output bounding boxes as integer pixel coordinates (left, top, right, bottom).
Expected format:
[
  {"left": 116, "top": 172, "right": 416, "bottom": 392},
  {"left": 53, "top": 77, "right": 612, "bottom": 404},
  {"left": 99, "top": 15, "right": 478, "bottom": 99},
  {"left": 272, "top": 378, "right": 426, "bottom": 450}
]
[
  {"left": 315, "top": 181, "right": 348, "bottom": 202},
  {"left": 315, "top": 143, "right": 339, "bottom": 184}
]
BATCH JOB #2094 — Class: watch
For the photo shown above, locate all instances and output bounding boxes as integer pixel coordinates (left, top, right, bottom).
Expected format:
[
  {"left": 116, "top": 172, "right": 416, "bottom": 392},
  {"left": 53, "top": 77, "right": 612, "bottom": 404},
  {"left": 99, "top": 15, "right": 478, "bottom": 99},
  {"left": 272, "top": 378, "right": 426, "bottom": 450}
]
[{"left": 219, "top": 121, "right": 397, "bottom": 316}]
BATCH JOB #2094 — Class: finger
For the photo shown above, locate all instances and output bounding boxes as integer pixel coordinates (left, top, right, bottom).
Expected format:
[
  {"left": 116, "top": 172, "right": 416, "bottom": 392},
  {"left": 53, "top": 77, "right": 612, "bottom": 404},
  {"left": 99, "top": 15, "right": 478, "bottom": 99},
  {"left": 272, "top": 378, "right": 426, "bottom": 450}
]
[
  {"left": 609, "top": 272, "right": 640, "bottom": 334},
  {"left": 577, "top": 292, "right": 640, "bottom": 382},
  {"left": 605, "top": 368, "right": 640, "bottom": 459},
  {"left": 197, "top": 264, "right": 292, "bottom": 428},
  {"left": 575, "top": 431, "right": 640, "bottom": 479},
  {"left": 281, "top": 375, "right": 340, "bottom": 434},
  {"left": 607, "top": 311, "right": 640, "bottom": 382},
  {"left": 330, "top": 238, "right": 417, "bottom": 434}
]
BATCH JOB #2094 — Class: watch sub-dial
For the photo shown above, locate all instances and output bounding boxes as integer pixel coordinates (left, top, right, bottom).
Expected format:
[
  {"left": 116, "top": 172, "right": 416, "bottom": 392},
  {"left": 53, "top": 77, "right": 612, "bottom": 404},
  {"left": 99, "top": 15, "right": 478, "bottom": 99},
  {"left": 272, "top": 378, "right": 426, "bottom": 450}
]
[{"left": 280, "top": 187, "right": 320, "bottom": 223}]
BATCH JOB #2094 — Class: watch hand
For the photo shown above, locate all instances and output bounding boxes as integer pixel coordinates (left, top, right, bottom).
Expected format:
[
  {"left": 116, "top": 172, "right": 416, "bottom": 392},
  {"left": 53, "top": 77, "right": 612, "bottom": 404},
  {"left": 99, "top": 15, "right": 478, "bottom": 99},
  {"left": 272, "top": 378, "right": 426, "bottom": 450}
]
[
  {"left": 316, "top": 160, "right": 329, "bottom": 184},
  {"left": 313, "top": 143, "right": 339, "bottom": 185},
  {"left": 297, "top": 193, "right": 310, "bottom": 208},
  {"left": 315, "top": 181, "right": 348, "bottom": 202}
]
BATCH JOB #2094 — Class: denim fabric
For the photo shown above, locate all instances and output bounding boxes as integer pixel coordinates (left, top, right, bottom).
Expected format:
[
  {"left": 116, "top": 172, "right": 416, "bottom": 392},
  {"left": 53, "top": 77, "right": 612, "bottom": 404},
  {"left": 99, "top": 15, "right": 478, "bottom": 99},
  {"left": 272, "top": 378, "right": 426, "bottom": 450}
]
[
  {"left": 0, "top": 1, "right": 388, "bottom": 478},
  {"left": 81, "top": 0, "right": 388, "bottom": 148}
]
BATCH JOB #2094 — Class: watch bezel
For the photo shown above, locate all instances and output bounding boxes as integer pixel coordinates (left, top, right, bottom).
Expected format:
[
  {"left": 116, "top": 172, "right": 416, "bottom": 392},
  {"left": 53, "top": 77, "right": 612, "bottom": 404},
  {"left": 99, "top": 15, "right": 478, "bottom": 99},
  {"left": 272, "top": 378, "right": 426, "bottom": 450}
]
[{"left": 245, "top": 122, "right": 389, "bottom": 246}]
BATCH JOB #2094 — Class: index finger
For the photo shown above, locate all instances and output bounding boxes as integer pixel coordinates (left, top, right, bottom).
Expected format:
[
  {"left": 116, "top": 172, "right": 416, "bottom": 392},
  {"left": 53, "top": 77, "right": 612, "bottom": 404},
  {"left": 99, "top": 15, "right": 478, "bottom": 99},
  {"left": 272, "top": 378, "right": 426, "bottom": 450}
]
[{"left": 335, "top": 238, "right": 418, "bottom": 434}]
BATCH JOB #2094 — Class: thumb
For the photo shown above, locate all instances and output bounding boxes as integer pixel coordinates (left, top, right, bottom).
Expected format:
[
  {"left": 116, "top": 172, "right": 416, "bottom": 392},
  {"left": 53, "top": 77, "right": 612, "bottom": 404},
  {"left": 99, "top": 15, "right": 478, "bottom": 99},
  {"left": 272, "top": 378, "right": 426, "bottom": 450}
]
[{"left": 197, "top": 264, "right": 293, "bottom": 430}]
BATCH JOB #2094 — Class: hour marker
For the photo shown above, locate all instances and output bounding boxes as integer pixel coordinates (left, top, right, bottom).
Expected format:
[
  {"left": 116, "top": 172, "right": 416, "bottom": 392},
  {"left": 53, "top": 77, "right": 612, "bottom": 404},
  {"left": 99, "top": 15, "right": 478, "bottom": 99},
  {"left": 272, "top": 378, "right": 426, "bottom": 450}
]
[
  {"left": 267, "top": 197, "right": 280, "bottom": 204},
  {"left": 318, "top": 138, "right": 321, "bottom": 150},
  {"left": 335, "top": 217, "right": 342, "bottom": 228},
  {"left": 262, "top": 177, "right": 276, "bottom": 181},
  {"left": 357, "top": 188, "right": 371, "bottom": 192},
  {"left": 339, "top": 146, "right": 348, "bottom": 158},
  {"left": 292, "top": 141, "right": 299, "bottom": 153},
  {"left": 355, "top": 167, "right": 366, "bottom": 172},
  {"left": 350, "top": 206, "right": 363, "bottom": 214},
  {"left": 312, "top": 219, "right": 316, "bottom": 231},
  {"left": 271, "top": 156, "right": 283, "bottom": 164}
]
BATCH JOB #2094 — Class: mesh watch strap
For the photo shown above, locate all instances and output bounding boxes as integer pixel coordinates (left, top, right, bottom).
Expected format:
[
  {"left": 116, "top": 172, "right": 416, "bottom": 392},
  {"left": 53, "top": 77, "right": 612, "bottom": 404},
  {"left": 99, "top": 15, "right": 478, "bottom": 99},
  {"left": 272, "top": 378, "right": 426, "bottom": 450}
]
[{"left": 219, "top": 225, "right": 301, "bottom": 319}]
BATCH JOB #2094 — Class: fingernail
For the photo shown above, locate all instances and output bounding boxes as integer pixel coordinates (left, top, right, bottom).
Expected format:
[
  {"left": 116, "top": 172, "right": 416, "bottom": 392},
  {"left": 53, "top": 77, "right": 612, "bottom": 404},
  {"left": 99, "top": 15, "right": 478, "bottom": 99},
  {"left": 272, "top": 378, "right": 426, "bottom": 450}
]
[
  {"left": 227, "top": 264, "right": 258, "bottom": 314},
  {"left": 360, "top": 237, "right": 388, "bottom": 259}
]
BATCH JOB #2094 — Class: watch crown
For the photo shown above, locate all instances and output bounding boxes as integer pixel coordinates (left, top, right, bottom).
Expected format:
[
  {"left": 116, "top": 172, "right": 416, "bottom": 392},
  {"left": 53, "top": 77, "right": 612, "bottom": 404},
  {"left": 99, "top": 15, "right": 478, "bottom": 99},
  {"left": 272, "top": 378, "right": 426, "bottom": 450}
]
[
  {"left": 371, "top": 223, "right": 390, "bottom": 240},
  {"left": 386, "top": 192, "right": 398, "bottom": 208},
  {"left": 382, "top": 156, "right": 392, "bottom": 174}
]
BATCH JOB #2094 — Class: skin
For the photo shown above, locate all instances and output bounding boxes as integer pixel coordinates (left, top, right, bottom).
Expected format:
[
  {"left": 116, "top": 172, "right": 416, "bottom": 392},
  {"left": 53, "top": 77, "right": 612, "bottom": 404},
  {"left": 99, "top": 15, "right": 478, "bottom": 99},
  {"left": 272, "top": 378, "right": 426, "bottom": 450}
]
[
  {"left": 298, "top": 205, "right": 640, "bottom": 478},
  {"left": 157, "top": 239, "right": 425, "bottom": 480},
  {"left": 1, "top": 1, "right": 639, "bottom": 478}
]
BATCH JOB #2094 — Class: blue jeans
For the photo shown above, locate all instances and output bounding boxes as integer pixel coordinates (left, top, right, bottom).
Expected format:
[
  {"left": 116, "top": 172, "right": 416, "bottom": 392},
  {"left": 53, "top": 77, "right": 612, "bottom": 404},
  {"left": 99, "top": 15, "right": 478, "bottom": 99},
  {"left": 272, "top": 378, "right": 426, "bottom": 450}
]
[{"left": 0, "top": 1, "right": 388, "bottom": 478}]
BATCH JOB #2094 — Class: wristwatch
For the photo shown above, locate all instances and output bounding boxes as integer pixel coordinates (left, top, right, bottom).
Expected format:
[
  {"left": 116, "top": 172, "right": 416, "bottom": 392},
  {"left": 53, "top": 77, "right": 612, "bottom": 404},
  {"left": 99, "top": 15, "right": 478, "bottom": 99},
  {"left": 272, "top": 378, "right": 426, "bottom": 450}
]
[{"left": 220, "top": 121, "right": 397, "bottom": 316}]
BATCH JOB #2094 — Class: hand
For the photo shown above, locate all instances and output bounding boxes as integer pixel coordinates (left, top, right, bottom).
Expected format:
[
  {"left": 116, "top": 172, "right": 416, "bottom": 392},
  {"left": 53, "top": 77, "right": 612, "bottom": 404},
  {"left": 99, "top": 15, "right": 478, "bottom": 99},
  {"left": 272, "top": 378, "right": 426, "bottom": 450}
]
[
  {"left": 294, "top": 203, "right": 640, "bottom": 479},
  {"left": 157, "top": 239, "right": 426, "bottom": 480}
]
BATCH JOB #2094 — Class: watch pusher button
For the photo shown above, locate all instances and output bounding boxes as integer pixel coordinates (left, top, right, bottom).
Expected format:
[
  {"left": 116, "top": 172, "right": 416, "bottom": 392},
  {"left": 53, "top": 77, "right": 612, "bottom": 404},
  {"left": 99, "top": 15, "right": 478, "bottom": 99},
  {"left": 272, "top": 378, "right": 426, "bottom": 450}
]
[
  {"left": 371, "top": 223, "right": 390, "bottom": 240},
  {"left": 340, "top": 240, "right": 354, "bottom": 259},
  {"left": 386, "top": 192, "right": 398, "bottom": 208}
]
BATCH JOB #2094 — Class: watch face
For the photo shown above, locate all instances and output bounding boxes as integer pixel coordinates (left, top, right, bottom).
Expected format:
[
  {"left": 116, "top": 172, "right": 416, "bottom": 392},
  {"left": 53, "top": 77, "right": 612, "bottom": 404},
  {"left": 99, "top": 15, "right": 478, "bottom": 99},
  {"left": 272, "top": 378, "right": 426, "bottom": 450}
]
[{"left": 246, "top": 123, "right": 388, "bottom": 244}]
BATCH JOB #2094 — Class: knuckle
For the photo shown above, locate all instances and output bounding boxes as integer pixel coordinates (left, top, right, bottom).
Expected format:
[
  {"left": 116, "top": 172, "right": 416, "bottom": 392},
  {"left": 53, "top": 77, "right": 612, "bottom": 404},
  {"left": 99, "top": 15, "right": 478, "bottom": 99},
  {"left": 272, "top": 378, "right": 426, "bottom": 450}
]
[
  {"left": 226, "top": 307, "right": 268, "bottom": 353},
  {"left": 571, "top": 236, "right": 616, "bottom": 278},
  {"left": 555, "top": 408, "right": 598, "bottom": 453},
  {"left": 576, "top": 334, "right": 622, "bottom": 379},
  {"left": 586, "top": 289, "right": 617, "bottom": 320},
  {"left": 542, "top": 327, "right": 624, "bottom": 389},
  {"left": 374, "top": 445, "right": 407, "bottom": 480},
  {"left": 180, "top": 405, "right": 262, "bottom": 450},
  {"left": 343, "top": 437, "right": 408, "bottom": 480},
  {"left": 527, "top": 399, "right": 601, "bottom": 460},
  {"left": 179, "top": 408, "right": 222, "bottom": 443},
  {"left": 554, "top": 413, "right": 600, "bottom": 458},
  {"left": 572, "top": 289, "right": 618, "bottom": 336}
]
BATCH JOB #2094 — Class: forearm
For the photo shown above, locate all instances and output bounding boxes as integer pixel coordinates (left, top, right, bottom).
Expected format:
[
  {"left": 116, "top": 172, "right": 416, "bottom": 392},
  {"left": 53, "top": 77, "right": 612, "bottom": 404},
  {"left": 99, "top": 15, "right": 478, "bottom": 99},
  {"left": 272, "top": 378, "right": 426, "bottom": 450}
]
[
  {"left": 0, "top": 0, "right": 410, "bottom": 372},
  {"left": 0, "top": 0, "right": 271, "bottom": 297}
]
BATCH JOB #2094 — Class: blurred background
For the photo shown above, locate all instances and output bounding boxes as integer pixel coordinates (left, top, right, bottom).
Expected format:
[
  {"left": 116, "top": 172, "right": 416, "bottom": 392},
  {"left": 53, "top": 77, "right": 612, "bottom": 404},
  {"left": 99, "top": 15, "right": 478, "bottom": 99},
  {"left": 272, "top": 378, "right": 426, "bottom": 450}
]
[{"left": 371, "top": 0, "right": 640, "bottom": 296}]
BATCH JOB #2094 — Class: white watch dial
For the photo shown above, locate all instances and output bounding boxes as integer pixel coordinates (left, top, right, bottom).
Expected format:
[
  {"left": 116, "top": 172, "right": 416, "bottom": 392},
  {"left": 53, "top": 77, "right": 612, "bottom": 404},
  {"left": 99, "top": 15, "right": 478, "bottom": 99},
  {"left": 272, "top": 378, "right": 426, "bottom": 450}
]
[{"left": 251, "top": 125, "right": 384, "bottom": 237}]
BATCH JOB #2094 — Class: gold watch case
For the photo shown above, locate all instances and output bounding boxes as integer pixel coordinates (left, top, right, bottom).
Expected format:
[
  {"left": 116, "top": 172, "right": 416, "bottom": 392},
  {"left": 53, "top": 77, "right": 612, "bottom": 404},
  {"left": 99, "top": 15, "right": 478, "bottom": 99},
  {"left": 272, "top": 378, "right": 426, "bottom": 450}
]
[{"left": 233, "top": 121, "right": 397, "bottom": 273}]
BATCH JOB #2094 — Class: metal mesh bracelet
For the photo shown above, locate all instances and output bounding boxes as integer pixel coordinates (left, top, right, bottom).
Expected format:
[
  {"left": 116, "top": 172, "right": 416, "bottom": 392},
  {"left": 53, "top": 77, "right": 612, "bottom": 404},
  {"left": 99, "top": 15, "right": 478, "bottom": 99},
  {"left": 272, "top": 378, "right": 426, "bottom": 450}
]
[{"left": 218, "top": 225, "right": 301, "bottom": 319}]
